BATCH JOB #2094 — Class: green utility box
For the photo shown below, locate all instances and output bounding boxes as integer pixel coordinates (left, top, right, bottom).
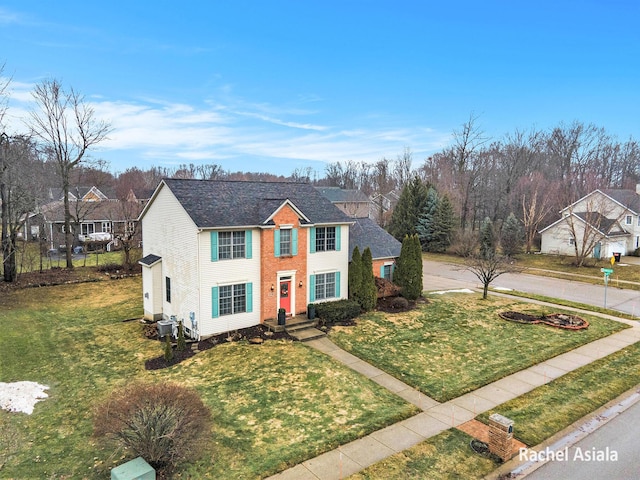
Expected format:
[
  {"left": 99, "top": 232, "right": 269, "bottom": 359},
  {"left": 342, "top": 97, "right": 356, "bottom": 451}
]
[{"left": 111, "top": 457, "right": 155, "bottom": 480}]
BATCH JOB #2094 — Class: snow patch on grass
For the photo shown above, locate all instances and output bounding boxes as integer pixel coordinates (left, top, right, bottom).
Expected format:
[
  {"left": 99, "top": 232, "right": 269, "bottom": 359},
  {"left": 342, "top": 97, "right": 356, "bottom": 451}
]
[
  {"left": 0, "top": 381, "right": 49, "bottom": 414},
  {"left": 429, "top": 289, "right": 474, "bottom": 295}
]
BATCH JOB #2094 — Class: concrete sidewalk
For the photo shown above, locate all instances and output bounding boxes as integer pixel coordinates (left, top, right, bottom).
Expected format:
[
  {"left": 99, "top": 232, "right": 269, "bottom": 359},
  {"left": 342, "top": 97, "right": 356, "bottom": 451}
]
[{"left": 267, "top": 320, "right": 640, "bottom": 480}]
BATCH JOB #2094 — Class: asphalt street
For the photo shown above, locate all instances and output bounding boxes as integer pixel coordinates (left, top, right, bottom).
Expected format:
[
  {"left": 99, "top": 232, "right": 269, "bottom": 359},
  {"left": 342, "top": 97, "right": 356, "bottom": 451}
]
[
  {"left": 524, "top": 398, "right": 640, "bottom": 480},
  {"left": 423, "top": 259, "right": 640, "bottom": 316}
]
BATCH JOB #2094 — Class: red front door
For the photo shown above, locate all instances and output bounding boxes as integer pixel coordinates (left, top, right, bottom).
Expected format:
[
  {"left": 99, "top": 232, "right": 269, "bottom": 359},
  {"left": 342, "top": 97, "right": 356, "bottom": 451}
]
[{"left": 279, "top": 280, "right": 291, "bottom": 314}]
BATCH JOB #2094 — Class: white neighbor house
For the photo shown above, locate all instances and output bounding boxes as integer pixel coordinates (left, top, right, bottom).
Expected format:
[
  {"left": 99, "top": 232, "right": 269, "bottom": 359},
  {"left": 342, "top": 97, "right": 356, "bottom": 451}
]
[
  {"left": 138, "top": 179, "right": 353, "bottom": 340},
  {"left": 540, "top": 187, "right": 640, "bottom": 259}
]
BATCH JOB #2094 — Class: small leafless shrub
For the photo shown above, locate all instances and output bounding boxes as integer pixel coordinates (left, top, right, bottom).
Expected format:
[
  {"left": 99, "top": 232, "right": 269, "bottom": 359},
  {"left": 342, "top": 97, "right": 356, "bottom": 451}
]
[{"left": 93, "top": 382, "right": 212, "bottom": 473}]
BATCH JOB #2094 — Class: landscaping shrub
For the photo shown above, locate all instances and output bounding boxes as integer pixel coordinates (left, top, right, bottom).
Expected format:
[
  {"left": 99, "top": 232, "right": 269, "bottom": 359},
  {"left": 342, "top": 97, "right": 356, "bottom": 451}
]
[
  {"left": 96, "top": 262, "right": 125, "bottom": 273},
  {"left": 315, "top": 299, "right": 361, "bottom": 325},
  {"left": 176, "top": 320, "right": 187, "bottom": 351},
  {"left": 164, "top": 333, "right": 173, "bottom": 362},
  {"left": 93, "top": 382, "right": 212, "bottom": 473}
]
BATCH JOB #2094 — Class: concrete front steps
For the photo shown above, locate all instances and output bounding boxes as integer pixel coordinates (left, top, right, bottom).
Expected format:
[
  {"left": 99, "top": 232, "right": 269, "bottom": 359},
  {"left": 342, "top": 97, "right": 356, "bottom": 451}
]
[{"left": 264, "top": 316, "right": 326, "bottom": 342}]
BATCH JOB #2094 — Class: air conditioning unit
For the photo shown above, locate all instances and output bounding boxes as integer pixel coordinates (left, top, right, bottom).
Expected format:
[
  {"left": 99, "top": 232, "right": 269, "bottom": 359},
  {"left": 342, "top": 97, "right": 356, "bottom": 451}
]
[{"left": 157, "top": 320, "right": 173, "bottom": 338}]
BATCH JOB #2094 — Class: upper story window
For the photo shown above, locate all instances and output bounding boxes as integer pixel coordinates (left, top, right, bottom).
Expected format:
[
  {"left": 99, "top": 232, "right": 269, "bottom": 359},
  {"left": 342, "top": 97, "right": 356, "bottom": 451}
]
[
  {"left": 218, "top": 231, "right": 246, "bottom": 259},
  {"left": 279, "top": 229, "right": 292, "bottom": 256},
  {"left": 315, "top": 226, "right": 336, "bottom": 252},
  {"left": 165, "top": 276, "right": 171, "bottom": 303},
  {"left": 625, "top": 215, "right": 633, "bottom": 225}
]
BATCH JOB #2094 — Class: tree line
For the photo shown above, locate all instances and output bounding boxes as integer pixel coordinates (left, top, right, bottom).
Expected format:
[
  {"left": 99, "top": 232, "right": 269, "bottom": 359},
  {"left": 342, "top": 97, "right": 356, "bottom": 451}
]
[{"left": 3, "top": 63, "right": 640, "bottom": 280}]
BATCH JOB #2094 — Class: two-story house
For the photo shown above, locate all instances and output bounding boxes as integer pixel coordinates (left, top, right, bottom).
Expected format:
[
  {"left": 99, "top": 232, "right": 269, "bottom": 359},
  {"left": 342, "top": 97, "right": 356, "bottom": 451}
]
[
  {"left": 138, "top": 179, "right": 354, "bottom": 339},
  {"left": 540, "top": 187, "right": 640, "bottom": 258}
]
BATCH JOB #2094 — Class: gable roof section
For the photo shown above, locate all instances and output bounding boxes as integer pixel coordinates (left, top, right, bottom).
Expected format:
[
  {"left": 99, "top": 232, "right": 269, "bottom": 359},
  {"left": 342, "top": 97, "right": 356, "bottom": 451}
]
[
  {"left": 601, "top": 188, "right": 640, "bottom": 214},
  {"left": 349, "top": 217, "right": 401, "bottom": 260},
  {"left": 157, "top": 179, "right": 351, "bottom": 228},
  {"left": 573, "top": 212, "right": 628, "bottom": 236}
]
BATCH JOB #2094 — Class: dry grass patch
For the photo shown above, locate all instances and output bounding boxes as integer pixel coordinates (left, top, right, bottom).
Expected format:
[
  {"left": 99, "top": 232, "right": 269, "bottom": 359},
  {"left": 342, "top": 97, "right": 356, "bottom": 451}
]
[
  {"left": 0, "top": 277, "right": 417, "bottom": 479},
  {"left": 348, "top": 429, "right": 499, "bottom": 480},
  {"left": 330, "top": 294, "right": 628, "bottom": 402}
]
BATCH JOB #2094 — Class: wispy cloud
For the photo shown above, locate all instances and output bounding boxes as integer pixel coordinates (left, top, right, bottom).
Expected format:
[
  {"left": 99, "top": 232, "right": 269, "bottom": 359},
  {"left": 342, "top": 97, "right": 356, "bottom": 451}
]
[
  {"left": 3, "top": 79, "right": 451, "bottom": 173},
  {"left": 0, "top": 7, "right": 22, "bottom": 25}
]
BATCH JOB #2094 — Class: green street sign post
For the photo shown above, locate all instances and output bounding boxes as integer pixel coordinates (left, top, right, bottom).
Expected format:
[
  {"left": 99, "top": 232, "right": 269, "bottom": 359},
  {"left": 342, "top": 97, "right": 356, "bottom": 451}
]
[{"left": 601, "top": 268, "right": 614, "bottom": 308}]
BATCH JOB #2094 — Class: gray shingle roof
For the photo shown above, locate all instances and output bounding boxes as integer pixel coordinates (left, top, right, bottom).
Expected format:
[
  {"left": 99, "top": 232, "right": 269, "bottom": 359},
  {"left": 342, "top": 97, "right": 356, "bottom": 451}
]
[
  {"left": 602, "top": 189, "right": 640, "bottom": 214},
  {"left": 349, "top": 217, "right": 401, "bottom": 260},
  {"left": 315, "top": 187, "right": 370, "bottom": 203},
  {"left": 162, "top": 179, "right": 351, "bottom": 228},
  {"left": 139, "top": 254, "right": 162, "bottom": 266}
]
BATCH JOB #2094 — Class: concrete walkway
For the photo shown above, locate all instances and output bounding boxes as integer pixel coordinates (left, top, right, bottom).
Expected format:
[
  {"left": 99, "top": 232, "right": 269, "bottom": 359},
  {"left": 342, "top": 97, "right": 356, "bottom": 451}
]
[{"left": 267, "top": 312, "right": 640, "bottom": 480}]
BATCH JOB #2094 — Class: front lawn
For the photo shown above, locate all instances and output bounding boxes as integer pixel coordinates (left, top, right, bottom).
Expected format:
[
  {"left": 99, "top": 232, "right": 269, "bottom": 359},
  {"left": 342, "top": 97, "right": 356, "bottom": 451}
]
[
  {"left": 347, "top": 429, "right": 499, "bottom": 480},
  {"left": 0, "top": 278, "right": 417, "bottom": 479},
  {"left": 478, "top": 341, "right": 640, "bottom": 447},
  {"left": 329, "top": 293, "right": 628, "bottom": 402}
]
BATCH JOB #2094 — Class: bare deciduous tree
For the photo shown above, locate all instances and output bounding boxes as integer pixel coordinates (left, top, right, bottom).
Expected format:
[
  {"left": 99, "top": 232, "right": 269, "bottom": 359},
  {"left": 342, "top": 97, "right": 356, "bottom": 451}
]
[{"left": 29, "top": 79, "right": 111, "bottom": 268}]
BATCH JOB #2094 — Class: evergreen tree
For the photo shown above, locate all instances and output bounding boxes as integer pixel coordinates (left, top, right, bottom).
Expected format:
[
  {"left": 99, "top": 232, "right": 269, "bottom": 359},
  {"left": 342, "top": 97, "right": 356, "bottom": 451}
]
[
  {"left": 360, "top": 247, "right": 378, "bottom": 311},
  {"left": 415, "top": 187, "right": 439, "bottom": 251},
  {"left": 394, "top": 234, "right": 423, "bottom": 301},
  {"left": 501, "top": 212, "right": 524, "bottom": 257},
  {"left": 388, "top": 176, "right": 429, "bottom": 241},
  {"left": 349, "top": 246, "right": 363, "bottom": 306},
  {"left": 479, "top": 217, "right": 496, "bottom": 259},
  {"left": 177, "top": 320, "right": 187, "bottom": 351},
  {"left": 431, "top": 194, "right": 455, "bottom": 253}
]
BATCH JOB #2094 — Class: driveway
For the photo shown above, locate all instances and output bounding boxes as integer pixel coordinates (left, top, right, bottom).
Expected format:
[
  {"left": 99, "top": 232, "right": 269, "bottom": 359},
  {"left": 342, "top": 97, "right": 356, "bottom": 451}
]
[{"left": 423, "top": 259, "right": 640, "bottom": 316}]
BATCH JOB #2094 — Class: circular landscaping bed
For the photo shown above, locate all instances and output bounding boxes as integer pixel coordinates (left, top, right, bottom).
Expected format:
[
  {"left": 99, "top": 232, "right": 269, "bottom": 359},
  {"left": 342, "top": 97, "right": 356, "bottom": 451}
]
[{"left": 499, "top": 311, "right": 589, "bottom": 330}]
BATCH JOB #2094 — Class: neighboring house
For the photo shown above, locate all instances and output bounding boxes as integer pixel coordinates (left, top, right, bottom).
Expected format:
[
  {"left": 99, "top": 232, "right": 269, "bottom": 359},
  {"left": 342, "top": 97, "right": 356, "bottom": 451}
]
[
  {"left": 29, "top": 189, "right": 144, "bottom": 251},
  {"left": 349, "top": 217, "right": 401, "bottom": 281},
  {"left": 45, "top": 185, "right": 111, "bottom": 203},
  {"left": 138, "top": 179, "right": 354, "bottom": 339},
  {"left": 369, "top": 190, "right": 401, "bottom": 226},
  {"left": 540, "top": 187, "right": 640, "bottom": 258},
  {"left": 315, "top": 187, "right": 372, "bottom": 218}
]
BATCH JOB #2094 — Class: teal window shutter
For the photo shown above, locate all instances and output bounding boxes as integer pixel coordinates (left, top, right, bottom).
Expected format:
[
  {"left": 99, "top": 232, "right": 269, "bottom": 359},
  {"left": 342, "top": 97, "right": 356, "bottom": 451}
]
[
  {"left": 210, "top": 232, "right": 219, "bottom": 261},
  {"left": 335, "top": 271, "right": 341, "bottom": 297},
  {"left": 292, "top": 228, "right": 298, "bottom": 255},
  {"left": 309, "top": 275, "right": 316, "bottom": 302},
  {"left": 335, "top": 226, "right": 341, "bottom": 251},
  {"left": 246, "top": 282, "right": 253, "bottom": 312},
  {"left": 380, "top": 265, "right": 385, "bottom": 278},
  {"left": 245, "top": 230, "right": 252, "bottom": 259},
  {"left": 211, "top": 286, "right": 219, "bottom": 318},
  {"left": 310, "top": 227, "right": 316, "bottom": 253},
  {"left": 274, "top": 230, "right": 281, "bottom": 257}
]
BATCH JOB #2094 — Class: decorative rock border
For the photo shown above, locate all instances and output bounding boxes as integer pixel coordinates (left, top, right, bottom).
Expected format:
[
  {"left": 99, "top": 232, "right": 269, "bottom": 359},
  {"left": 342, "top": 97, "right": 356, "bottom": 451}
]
[{"left": 499, "top": 311, "right": 589, "bottom": 330}]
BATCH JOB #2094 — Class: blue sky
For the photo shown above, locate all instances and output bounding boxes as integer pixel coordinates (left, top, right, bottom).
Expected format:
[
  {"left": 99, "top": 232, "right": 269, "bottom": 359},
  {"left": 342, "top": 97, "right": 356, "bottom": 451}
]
[{"left": 1, "top": 1, "right": 639, "bottom": 176}]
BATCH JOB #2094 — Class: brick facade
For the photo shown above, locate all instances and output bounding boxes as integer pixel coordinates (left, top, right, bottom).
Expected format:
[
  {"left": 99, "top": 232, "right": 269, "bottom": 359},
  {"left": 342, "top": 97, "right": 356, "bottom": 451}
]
[{"left": 260, "top": 204, "right": 308, "bottom": 321}]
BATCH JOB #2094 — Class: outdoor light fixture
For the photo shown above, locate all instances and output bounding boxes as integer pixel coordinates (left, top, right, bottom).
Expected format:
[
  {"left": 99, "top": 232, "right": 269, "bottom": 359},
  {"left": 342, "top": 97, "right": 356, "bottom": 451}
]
[
  {"left": 270, "top": 283, "right": 275, "bottom": 291},
  {"left": 298, "top": 281, "right": 303, "bottom": 288}
]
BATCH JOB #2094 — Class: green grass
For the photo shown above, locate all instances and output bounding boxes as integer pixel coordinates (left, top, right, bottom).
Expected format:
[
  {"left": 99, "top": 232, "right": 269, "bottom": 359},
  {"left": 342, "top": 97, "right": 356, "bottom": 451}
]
[
  {"left": 0, "top": 278, "right": 417, "bottom": 479},
  {"left": 478, "top": 341, "right": 640, "bottom": 447},
  {"left": 347, "top": 429, "right": 499, "bottom": 480},
  {"left": 329, "top": 294, "right": 628, "bottom": 402},
  {"left": 347, "top": 343, "right": 640, "bottom": 480}
]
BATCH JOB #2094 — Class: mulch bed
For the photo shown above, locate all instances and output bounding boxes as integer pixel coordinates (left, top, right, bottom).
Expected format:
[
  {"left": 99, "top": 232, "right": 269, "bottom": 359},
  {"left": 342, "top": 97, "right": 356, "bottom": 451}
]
[
  {"left": 144, "top": 324, "right": 294, "bottom": 370},
  {"left": 499, "top": 311, "right": 589, "bottom": 330},
  {"left": 376, "top": 295, "right": 427, "bottom": 313}
]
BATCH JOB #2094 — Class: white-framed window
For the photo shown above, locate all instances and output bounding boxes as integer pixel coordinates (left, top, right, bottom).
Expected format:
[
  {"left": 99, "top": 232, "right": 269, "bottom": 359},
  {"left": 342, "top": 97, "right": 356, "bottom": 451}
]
[
  {"left": 279, "top": 228, "right": 292, "bottom": 256},
  {"left": 81, "top": 223, "right": 94, "bottom": 236},
  {"left": 125, "top": 221, "right": 135, "bottom": 234},
  {"left": 101, "top": 221, "right": 112, "bottom": 233},
  {"left": 219, "top": 231, "right": 246, "bottom": 259},
  {"left": 165, "top": 276, "right": 171, "bottom": 303},
  {"left": 315, "top": 226, "right": 336, "bottom": 251},
  {"left": 569, "top": 237, "right": 575, "bottom": 246},
  {"left": 625, "top": 215, "right": 633, "bottom": 225},
  {"left": 315, "top": 272, "right": 336, "bottom": 300},
  {"left": 219, "top": 283, "right": 247, "bottom": 316}
]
